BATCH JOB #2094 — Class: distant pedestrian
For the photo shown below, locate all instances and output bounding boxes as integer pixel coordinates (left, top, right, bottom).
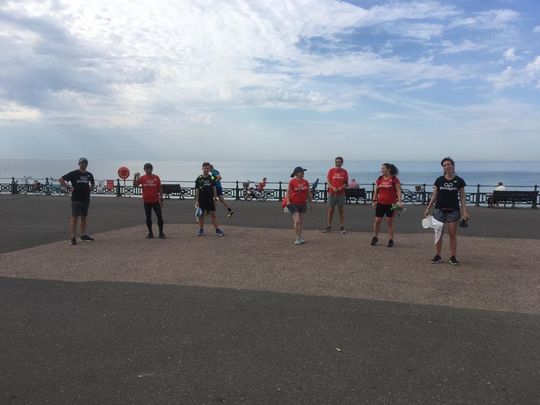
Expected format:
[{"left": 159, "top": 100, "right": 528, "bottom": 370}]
[
  {"left": 348, "top": 178, "right": 359, "bottom": 189},
  {"left": 424, "top": 157, "right": 470, "bottom": 266},
  {"left": 209, "top": 164, "right": 234, "bottom": 217},
  {"left": 195, "top": 162, "right": 224, "bottom": 236},
  {"left": 371, "top": 163, "right": 403, "bottom": 248},
  {"left": 488, "top": 182, "right": 506, "bottom": 207},
  {"left": 59, "top": 158, "right": 95, "bottom": 245},
  {"left": 133, "top": 163, "right": 166, "bottom": 239},
  {"left": 287, "top": 166, "right": 312, "bottom": 245},
  {"left": 324, "top": 156, "right": 348, "bottom": 234}
]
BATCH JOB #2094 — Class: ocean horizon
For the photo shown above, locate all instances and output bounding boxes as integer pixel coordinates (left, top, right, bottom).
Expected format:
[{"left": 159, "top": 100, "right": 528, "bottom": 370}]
[{"left": 1, "top": 159, "right": 539, "bottom": 191}]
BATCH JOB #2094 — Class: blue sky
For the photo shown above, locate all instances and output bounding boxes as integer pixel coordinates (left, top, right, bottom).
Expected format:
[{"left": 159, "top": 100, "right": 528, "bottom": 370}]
[{"left": 0, "top": 0, "right": 539, "bottom": 162}]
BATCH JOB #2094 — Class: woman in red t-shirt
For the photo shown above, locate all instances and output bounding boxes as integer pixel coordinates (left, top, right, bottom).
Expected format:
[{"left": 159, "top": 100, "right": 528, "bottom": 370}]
[
  {"left": 371, "top": 163, "right": 402, "bottom": 247},
  {"left": 286, "top": 166, "right": 312, "bottom": 245}
]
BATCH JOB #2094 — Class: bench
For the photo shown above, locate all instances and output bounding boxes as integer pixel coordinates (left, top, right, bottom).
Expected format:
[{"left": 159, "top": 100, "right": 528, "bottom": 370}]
[
  {"left": 491, "top": 190, "right": 538, "bottom": 208},
  {"left": 345, "top": 188, "right": 366, "bottom": 204},
  {"left": 162, "top": 184, "right": 184, "bottom": 199}
]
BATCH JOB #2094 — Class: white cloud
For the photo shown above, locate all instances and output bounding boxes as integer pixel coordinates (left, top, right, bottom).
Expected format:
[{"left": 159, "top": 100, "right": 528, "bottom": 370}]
[
  {"left": 441, "top": 39, "right": 487, "bottom": 54},
  {"left": 489, "top": 56, "right": 540, "bottom": 89},
  {"left": 448, "top": 9, "right": 520, "bottom": 30},
  {"left": 503, "top": 47, "right": 519, "bottom": 61}
]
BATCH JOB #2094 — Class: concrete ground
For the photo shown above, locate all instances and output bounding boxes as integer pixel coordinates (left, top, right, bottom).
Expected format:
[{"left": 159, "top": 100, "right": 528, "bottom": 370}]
[{"left": 1, "top": 195, "right": 539, "bottom": 404}]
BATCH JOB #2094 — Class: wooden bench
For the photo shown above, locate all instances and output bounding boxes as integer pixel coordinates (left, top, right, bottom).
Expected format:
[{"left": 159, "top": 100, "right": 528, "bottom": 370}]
[
  {"left": 162, "top": 184, "right": 184, "bottom": 199},
  {"left": 345, "top": 188, "right": 366, "bottom": 204},
  {"left": 491, "top": 190, "right": 538, "bottom": 208}
]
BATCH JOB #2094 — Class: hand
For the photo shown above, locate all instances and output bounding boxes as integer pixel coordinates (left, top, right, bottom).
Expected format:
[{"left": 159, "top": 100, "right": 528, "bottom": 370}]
[
  {"left": 424, "top": 208, "right": 430, "bottom": 217},
  {"left": 159, "top": 199, "right": 164, "bottom": 207},
  {"left": 462, "top": 211, "right": 470, "bottom": 221},
  {"left": 371, "top": 201, "right": 377, "bottom": 208}
]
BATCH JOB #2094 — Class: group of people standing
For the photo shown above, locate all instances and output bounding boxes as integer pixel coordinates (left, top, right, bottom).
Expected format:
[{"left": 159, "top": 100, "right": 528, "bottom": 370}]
[
  {"left": 284, "top": 156, "right": 469, "bottom": 265},
  {"left": 59, "top": 156, "right": 470, "bottom": 265}
]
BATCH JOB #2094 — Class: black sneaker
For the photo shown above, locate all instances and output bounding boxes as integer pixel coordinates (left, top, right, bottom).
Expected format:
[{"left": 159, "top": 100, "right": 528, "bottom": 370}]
[
  {"left": 226, "top": 209, "right": 234, "bottom": 218},
  {"left": 216, "top": 229, "right": 225, "bottom": 237},
  {"left": 340, "top": 226, "right": 346, "bottom": 234},
  {"left": 431, "top": 254, "right": 442, "bottom": 264},
  {"left": 80, "top": 234, "right": 94, "bottom": 241},
  {"left": 371, "top": 236, "right": 378, "bottom": 246},
  {"left": 158, "top": 233, "right": 167, "bottom": 239},
  {"left": 387, "top": 239, "right": 394, "bottom": 248},
  {"left": 449, "top": 256, "right": 460, "bottom": 266},
  {"left": 322, "top": 227, "right": 331, "bottom": 233},
  {"left": 146, "top": 233, "right": 154, "bottom": 239},
  {"left": 69, "top": 237, "right": 77, "bottom": 246}
]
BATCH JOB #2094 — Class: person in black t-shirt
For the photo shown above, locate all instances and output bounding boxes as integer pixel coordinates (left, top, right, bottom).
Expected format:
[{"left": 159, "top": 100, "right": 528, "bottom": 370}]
[
  {"left": 424, "top": 157, "right": 469, "bottom": 266},
  {"left": 195, "top": 162, "right": 224, "bottom": 237},
  {"left": 59, "top": 158, "right": 95, "bottom": 245}
]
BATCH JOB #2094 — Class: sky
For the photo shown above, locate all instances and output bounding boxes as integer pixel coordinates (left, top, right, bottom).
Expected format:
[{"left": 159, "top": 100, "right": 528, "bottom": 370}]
[{"left": 0, "top": 0, "right": 539, "bottom": 162}]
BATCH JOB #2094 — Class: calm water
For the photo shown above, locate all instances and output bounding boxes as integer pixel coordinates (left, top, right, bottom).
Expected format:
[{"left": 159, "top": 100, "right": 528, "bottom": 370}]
[{"left": 1, "top": 159, "right": 539, "bottom": 191}]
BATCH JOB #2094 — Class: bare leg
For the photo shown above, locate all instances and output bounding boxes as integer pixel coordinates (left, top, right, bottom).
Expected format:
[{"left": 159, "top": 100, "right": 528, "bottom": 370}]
[
  {"left": 373, "top": 217, "right": 382, "bottom": 237},
  {"left": 70, "top": 217, "right": 78, "bottom": 238},
  {"left": 210, "top": 211, "right": 220, "bottom": 229},
  {"left": 327, "top": 207, "right": 335, "bottom": 228},
  {"left": 386, "top": 216, "right": 394, "bottom": 240},
  {"left": 80, "top": 216, "right": 87, "bottom": 236},
  {"left": 448, "top": 222, "right": 458, "bottom": 257},
  {"left": 298, "top": 212, "right": 305, "bottom": 239},
  {"left": 338, "top": 206, "right": 345, "bottom": 228},
  {"left": 292, "top": 212, "right": 301, "bottom": 239}
]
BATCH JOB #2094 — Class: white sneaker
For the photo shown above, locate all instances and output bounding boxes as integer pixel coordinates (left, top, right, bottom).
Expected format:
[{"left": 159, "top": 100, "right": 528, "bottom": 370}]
[
  {"left": 299, "top": 238, "right": 305, "bottom": 244},
  {"left": 294, "top": 239, "right": 302, "bottom": 245}
]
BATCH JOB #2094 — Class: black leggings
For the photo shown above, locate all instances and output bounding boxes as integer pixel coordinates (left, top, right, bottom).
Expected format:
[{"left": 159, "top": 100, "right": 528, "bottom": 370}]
[{"left": 144, "top": 202, "right": 164, "bottom": 233}]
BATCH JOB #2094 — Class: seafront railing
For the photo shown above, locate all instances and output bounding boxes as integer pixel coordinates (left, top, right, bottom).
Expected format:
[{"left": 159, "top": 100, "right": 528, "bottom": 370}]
[{"left": 2, "top": 177, "right": 538, "bottom": 208}]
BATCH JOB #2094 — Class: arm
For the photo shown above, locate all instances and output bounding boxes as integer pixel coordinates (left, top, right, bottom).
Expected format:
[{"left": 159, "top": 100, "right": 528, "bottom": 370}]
[
  {"left": 424, "top": 187, "right": 438, "bottom": 217},
  {"left": 133, "top": 172, "right": 140, "bottom": 187},
  {"left": 59, "top": 175, "right": 71, "bottom": 192},
  {"left": 195, "top": 188, "right": 199, "bottom": 207},
  {"left": 159, "top": 181, "right": 164, "bottom": 206},
  {"left": 459, "top": 187, "right": 469, "bottom": 220},
  {"left": 371, "top": 184, "right": 378, "bottom": 207},
  {"left": 395, "top": 182, "right": 403, "bottom": 205}
]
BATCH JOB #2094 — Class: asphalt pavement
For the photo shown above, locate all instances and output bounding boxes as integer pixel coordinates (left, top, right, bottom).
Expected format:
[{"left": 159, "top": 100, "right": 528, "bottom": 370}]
[{"left": 1, "top": 194, "right": 539, "bottom": 404}]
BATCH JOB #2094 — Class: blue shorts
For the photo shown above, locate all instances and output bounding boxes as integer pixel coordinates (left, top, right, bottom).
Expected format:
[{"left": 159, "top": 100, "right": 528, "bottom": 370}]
[{"left": 216, "top": 186, "right": 223, "bottom": 196}]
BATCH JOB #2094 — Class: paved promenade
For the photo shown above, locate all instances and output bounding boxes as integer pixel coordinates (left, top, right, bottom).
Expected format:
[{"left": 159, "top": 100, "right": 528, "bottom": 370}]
[{"left": 1, "top": 195, "right": 539, "bottom": 404}]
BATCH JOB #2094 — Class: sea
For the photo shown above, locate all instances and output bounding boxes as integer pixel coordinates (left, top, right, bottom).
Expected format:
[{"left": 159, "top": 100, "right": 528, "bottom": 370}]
[{"left": 1, "top": 159, "right": 539, "bottom": 192}]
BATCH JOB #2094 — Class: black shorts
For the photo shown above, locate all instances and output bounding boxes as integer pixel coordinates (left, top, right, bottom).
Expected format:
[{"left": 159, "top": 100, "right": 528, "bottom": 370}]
[
  {"left": 375, "top": 203, "right": 395, "bottom": 218},
  {"left": 71, "top": 201, "right": 89, "bottom": 217},
  {"left": 287, "top": 203, "right": 307, "bottom": 214},
  {"left": 199, "top": 199, "right": 216, "bottom": 213}
]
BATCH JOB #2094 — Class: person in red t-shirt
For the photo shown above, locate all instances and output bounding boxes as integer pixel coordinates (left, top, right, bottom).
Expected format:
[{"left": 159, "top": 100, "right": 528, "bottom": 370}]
[
  {"left": 286, "top": 166, "right": 312, "bottom": 245},
  {"left": 324, "top": 156, "right": 349, "bottom": 234},
  {"left": 133, "top": 163, "right": 166, "bottom": 239},
  {"left": 371, "top": 163, "right": 402, "bottom": 247}
]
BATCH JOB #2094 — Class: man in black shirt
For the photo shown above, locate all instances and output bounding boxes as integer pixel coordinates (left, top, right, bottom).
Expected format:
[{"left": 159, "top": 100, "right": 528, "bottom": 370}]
[
  {"left": 59, "top": 158, "right": 95, "bottom": 245},
  {"left": 195, "top": 162, "right": 224, "bottom": 237}
]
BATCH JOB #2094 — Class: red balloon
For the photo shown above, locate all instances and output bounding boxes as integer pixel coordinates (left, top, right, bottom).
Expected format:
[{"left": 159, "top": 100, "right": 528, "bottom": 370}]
[{"left": 118, "top": 166, "right": 130, "bottom": 179}]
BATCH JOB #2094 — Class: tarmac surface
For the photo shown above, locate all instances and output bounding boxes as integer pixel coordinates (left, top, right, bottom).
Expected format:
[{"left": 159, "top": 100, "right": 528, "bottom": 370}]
[{"left": 1, "top": 194, "right": 539, "bottom": 404}]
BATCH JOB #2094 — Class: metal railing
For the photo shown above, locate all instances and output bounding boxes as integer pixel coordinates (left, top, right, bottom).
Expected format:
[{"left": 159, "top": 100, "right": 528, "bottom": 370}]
[{"left": 1, "top": 177, "right": 538, "bottom": 208}]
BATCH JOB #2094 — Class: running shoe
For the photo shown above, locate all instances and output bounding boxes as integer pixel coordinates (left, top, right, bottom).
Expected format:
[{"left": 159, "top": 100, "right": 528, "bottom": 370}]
[
  {"left": 69, "top": 237, "right": 77, "bottom": 246},
  {"left": 294, "top": 239, "right": 302, "bottom": 245},
  {"left": 449, "top": 256, "right": 460, "bottom": 266},
  {"left": 216, "top": 229, "right": 225, "bottom": 237},
  {"left": 80, "top": 234, "right": 94, "bottom": 241},
  {"left": 299, "top": 238, "right": 305, "bottom": 244},
  {"left": 371, "top": 236, "right": 378, "bottom": 246},
  {"left": 322, "top": 227, "right": 331, "bottom": 233},
  {"left": 431, "top": 254, "right": 442, "bottom": 264},
  {"left": 226, "top": 209, "right": 234, "bottom": 218},
  {"left": 387, "top": 239, "right": 394, "bottom": 248},
  {"left": 197, "top": 228, "right": 204, "bottom": 237},
  {"left": 158, "top": 233, "right": 167, "bottom": 239},
  {"left": 340, "top": 227, "right": 346, "bottom": 234},
  {"left": 146, "top": 233, "right": 154, "bottom": 239}
]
